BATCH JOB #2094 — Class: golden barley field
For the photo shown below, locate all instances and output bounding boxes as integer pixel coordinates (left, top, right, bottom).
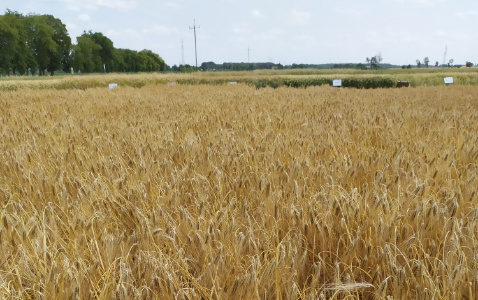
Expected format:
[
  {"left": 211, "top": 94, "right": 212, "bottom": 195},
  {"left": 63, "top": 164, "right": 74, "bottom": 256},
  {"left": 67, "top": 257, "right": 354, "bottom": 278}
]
[{"left": 1, "top": 82, "right": 478, "bottom": 299}]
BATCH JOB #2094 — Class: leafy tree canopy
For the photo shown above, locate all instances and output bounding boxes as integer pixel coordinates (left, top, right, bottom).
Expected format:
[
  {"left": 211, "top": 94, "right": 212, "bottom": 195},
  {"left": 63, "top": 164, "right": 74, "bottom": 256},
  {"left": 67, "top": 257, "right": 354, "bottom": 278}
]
[{"left": 0, "top": 9, "right": 168, "bottom": 75}]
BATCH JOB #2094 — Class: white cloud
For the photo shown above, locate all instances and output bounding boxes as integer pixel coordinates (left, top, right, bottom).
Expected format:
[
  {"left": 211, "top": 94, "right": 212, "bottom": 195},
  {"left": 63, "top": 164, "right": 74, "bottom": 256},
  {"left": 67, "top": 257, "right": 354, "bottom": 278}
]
[
  {"left": 293, "top": 34, "right": 316, "bottom": 43},
  {"left": 416, "top": 0, "right": 447, "bottom": 4},
  {"left": 252, "top": 9, "right": 264, "bottom": 18},
  {"left": 78, "top": 13, "right": 90, "bottom": 21},
  {"left": 433, "top": 30, "right": 449, "bottom": 38},
  {"left": 142, "top": 25, "right": 179, "bottom": 35},
  {"left": 433, "top": 30, "right": 471, "bottom": 40},
  {"left": 98, "top": 0, "right": 137, "bottom": 10},
  {"left": 124, "top": 29, "right": 138, "bottom": 35},
  {"left": 252, "top": 29, "right": 285, "bottom": 41},
  {"left": 56, "top": 0, "right": 137, "bottom": 11},
  {"left": 106, "top": 29, "right": 121, "bottom": 37},
  {"left": 388, "top": 0, "right": 448, "bottom": 6},
  {"left": 164, "top": 2, "right": 181, "bottom": 8},
  {"left": 289, "top": 10, "right": 310, "bottom": 25},
  {"left": 105, "top": 28, "right": 142, "bottom": 40},
  {"left": 65, "top": 22, "right": 79, "bottom": 30},
  {"left": 454, "top": 11, "right": 478, "bottom": 18},
  {"left": 335, "top": 8, "right": 364, "bottom": 16},
  {"left": 400, "top": 33, "right": 420, "bottom": 43},
  {"left": 231, "top": 26, "right": 251, "bottom": 35}
]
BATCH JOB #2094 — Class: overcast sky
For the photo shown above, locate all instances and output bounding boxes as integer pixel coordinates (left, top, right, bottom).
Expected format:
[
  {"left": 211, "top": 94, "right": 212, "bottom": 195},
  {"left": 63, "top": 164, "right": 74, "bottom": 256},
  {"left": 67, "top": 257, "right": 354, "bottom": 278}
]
[{"left": 3, "top": 0, "right": 478, "bottom": 66}]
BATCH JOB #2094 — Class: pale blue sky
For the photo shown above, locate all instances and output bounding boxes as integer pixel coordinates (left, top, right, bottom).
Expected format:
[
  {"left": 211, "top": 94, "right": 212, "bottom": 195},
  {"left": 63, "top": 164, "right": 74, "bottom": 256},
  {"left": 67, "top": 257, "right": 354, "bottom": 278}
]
[{"left": 3, "top": 0, "right": 478, "bottom": 66}]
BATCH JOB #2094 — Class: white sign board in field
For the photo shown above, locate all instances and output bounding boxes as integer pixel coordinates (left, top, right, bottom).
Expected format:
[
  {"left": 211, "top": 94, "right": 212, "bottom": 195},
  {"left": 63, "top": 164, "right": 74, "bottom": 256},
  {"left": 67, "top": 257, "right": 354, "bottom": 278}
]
[
  {"left": 333, "top": 79, "right": 342, "bottom": 87},
  {"left": 109, "top": 83, "right": 118, "bottom": 89},
  {"left": 444, "top": 77, "right": 454, "bottom": 84}
]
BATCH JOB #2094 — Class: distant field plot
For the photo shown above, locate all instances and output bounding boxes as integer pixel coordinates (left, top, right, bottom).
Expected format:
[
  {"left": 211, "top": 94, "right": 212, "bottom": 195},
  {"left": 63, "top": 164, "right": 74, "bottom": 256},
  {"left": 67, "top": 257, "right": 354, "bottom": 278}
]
[
  {"left": 1, "top": 68, "right": 478, "bottom": 91},
  {"left": 1, "top": 84, "right": 478, "bottom": 299}
]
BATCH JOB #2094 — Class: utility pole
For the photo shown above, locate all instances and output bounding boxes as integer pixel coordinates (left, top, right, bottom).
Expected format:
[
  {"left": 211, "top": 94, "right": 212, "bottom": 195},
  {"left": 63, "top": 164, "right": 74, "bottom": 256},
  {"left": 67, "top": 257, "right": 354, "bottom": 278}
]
[
  {"left": 181, "top": 39, "right": 185, "bottom": 65},
  {"left": 442, "top": 45, "right": 447, "bottom": 66},
  {"left": 247, "top": 46, "right": 251, "bottom": 63},
  {"left": 189, "top": 19, "right": 200, "bottom": 71}
]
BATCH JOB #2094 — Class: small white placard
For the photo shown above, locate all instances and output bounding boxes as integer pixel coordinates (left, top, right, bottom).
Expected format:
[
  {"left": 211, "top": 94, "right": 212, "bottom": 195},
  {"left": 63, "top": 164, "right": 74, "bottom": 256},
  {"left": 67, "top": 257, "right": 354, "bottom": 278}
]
[
  {"left": 228, "top": 81, "right": 237, "bottom": 85},
  {"left": 333, "top": 79, "right": 342, "bottom": 87},
  {"left": 169, "top": 82, "right": 176, "bottom": 86},
  {"left": 444, "top": 77, "right": 453, "bottom": 84},
  {"left": 109, "top": 83, "right": 118, "bottom": 89}
]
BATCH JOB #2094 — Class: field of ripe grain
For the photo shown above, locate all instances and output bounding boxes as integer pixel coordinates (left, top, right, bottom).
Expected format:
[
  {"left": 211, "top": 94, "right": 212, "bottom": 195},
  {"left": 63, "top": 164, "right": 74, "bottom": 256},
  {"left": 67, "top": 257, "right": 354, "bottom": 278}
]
[
  {"left": 2, "top": 68, "right": 478, "bottom": 91},
  {"left": 1, "top": 84, "right": 478, "bottom": 299}
]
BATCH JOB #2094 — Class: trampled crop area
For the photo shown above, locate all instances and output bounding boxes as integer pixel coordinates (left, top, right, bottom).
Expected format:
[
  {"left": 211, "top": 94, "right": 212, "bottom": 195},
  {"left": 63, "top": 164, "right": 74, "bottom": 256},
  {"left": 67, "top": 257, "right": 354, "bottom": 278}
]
[{"left": 1, "top": 83, "right": 478, "bottom": 299}]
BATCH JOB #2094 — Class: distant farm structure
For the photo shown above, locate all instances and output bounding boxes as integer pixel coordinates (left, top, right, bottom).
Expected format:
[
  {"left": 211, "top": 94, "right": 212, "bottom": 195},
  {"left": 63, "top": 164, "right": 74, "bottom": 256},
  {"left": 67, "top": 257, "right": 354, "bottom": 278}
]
[{"left": 396, "top": 81, "right": 410, "bottom": 88}]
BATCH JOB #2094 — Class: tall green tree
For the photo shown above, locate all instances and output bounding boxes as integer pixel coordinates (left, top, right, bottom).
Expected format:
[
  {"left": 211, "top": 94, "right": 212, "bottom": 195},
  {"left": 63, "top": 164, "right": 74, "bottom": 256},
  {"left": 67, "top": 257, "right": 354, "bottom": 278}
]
[
  {"left": 84, "top": 31, "right": 114, "bottom": 72},
  {"left": 2, "top": 10, "right": 167, "bottom": 75},
  {"left": 0, "top": 10, "right": 37, "bottom": 75},
  {"left": 139, "top": 49, "right": 167, "bottom": 71},
  {"left": 111, "top": 48, "right": 126, "bottom": 72},
  {"left": 365, "top": 54, "right": 382, "bottom": 69},
  {"left": 121, "top": 49, "right": 141, "bottom": 72},
  {"left": 18, "top": 14, "right": 71, "bottom": 75},
  {"left": 371, "top": 56, "right": 378, "bottom": 69},
  {"left": 71, "top": 35, "right": 102, "bottom": 73},
  {"left": 0, "top": 15, "right": 16, "bottom": 75},
  {"left": 24, "top": 14, "right": 58, "bottom": 75},
  {"left": 44, "top": 15, "right": 71, "bottom": 75}
]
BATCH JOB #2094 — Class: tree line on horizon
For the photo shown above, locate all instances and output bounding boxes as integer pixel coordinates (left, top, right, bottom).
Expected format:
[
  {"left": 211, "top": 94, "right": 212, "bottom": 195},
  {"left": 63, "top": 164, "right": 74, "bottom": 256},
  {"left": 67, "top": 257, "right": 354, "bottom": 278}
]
[
  {"left": 170, "top": 55, "right": 474, "bottom": 72},
  {"left": 196, "top": 61, "right": 398, "bottom": 71},
  {"left": 0, "top": 10, "right": 167, "bottom": 76}
]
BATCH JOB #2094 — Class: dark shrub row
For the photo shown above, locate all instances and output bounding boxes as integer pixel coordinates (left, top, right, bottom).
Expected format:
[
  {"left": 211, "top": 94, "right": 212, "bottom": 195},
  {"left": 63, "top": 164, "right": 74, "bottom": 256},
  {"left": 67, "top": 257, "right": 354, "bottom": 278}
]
[
  {"left": 0, "top": 76, "right": 397, "bottom": 91},
  {"left": 248, "top": 77, "right": 396, "bottom": 89}
]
